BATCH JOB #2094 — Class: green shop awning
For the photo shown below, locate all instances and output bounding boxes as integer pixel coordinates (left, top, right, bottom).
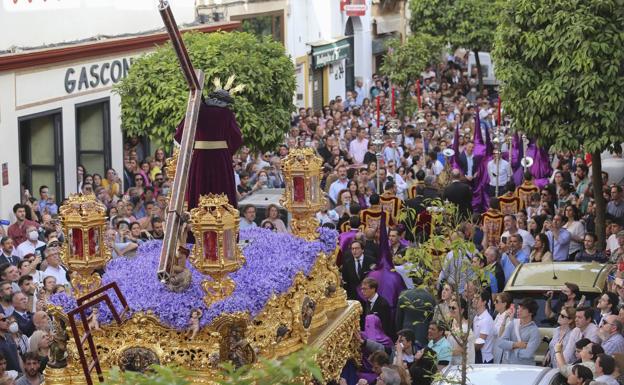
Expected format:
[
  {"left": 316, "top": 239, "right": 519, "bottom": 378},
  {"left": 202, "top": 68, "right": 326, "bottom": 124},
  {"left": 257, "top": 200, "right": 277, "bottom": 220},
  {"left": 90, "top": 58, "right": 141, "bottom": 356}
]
[{"left": 310, "top": 38, "right": 350, "bottom": 69}]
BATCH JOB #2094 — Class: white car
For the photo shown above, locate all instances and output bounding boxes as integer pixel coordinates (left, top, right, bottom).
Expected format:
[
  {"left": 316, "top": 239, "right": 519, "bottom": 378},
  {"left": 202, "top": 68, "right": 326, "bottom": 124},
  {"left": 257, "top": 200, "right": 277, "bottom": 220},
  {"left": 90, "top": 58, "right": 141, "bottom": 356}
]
[{"left": 435, "top": 364, "right": 560, "bottom": 385}]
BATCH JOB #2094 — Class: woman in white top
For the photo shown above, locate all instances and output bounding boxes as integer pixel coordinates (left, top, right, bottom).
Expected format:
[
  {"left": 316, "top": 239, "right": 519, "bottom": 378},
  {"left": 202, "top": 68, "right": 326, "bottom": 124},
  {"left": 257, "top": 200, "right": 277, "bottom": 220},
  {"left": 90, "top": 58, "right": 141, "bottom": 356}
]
[
  {"left": 262, "top": 204, "right": 287, "bottom": 233},
  {"left": 563, "top": 204, "right": 585, "bottom": 259},
  {"left": 492, "top": 292, "right": 514, "bottom": 364},
  {"left": 547, "top": 306, "right": 576, "bottom": 367},
  {"left": 447, "top": 297, "right": 475, "bottom": 365}
]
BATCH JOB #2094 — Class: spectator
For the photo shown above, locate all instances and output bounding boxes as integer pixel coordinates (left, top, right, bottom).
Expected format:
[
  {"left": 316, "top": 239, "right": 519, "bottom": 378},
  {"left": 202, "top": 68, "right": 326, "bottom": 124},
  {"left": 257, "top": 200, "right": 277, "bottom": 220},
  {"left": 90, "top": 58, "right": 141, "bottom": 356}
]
[
  {"left": 492, "top": 292, "right": 514, "bottom": 364},
  {"left": 567, "top": 364, "right": 594, "bottom": 385},
  {"left": 608, "top": 185, "right": 624, "bottom": 220},
  {"left": 15, "top": 225, "right": 45, "bottom": 260},
  {"left": 7, "top": 205, "right": 39, "bottom": 247},
  {"left": 36, "top": 186, "right": 57, "bottom": 216},
  {"left": 260, "top": 204, "right": 287, "bottom": 233},
  {"left": 529, "top": 233, "right": 552, "bottom": 262},
  {"left": 448, "top": 297, "right": 475, "bottom": 365},
  {"left": 501, "top": 214, "right": 535, "bottom": 255},
  {"left": 0, "top": 239, "right": 18, "bottom": 267},
  {"left": 27, "top": 330, "right": 50, "bottom": 372},
  {"left": 598, "top": 315, "right": 624, "bottom": 355},
  {"left": 10, "top": 292, "right": 33, "bottom": 337},
  {"left": 239, "top": 205, "right": 258, "bottom": 230},
  {"left": 594, "top": 353, "right": 619, "bottom": 385},
  {"left": 548, "top": 306, "right": 577, "bottom": 367},
  {"left": 41, "top": 247, "right": 69, "bottom": 287},
  {"left": 473, "top": 291, "right": 495, "bottom": 364},
  {"left": 500, "top": 233, "right": 529, "bottom": 284},
  {"left": 497, "top": 297, "right": 541, "bottom": 365},
  {"left": 0, "top": 314, "right": 21, "bottom": 374},
  {"left": 563, "top": 204, "right": 585, "bottom": 260},
  {"left": 15, "top": 351, "right": 43, "bottom": 385},
  {"left": 426, "top": 322, "right": 452, "bottom": 370},
  {"left": 547, "top": 214, "right": 572, "bottom": 261},
  {"left": 570, "top": 308, "right": 601, "bottom": 345},
  {"left": 595, "top": 292, "right": 619, "bottom": 327},
  {"left": 576, "top": 233, "right": 607, "bottom": 263}
]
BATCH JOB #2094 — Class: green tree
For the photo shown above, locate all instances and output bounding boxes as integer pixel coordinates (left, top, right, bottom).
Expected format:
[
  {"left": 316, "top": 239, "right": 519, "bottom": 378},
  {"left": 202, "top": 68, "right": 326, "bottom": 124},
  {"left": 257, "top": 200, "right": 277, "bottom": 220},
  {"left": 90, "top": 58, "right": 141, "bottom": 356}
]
[
  {"left": 409, "top": 0, "right": 499, "bottom": 88},
  {"left": 398, "top": 200, "right": 485, "bottom": 385},
  {"left": 380, "top": 34, "right": 443, "bottom": 118},
  {"left": 103, "top": 347, "right": 323, "bottom": 385},
  {"left": 492, "top": 0, "right": 624, "bottom": 247},
  {"left": 114, "top": 31, "right": 295, "bottom": 153}
]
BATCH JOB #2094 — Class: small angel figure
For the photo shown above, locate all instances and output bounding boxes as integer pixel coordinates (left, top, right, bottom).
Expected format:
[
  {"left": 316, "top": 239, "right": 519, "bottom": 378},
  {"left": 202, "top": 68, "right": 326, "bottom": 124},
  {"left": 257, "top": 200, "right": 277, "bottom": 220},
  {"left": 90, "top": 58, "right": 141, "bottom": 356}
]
[
  {"left": 87, "top": 308, "right": 101, "bottom": 332},
  {"left": 187, "top": 309, "right": 202, "bottom": 340}
]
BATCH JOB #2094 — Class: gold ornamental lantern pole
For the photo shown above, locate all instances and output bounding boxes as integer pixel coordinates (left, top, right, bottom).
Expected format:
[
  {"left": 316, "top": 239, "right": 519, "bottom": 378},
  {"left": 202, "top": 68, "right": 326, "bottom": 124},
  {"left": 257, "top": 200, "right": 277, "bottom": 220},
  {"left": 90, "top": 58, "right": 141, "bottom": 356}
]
[
  {"left": 59, "top": 194, "right": 112, "bottom": 297},
  {"left": 280, "top": 148, "right": 326, "bottom": 241},
  {"left": 189, "top": 194, "right": 244, "bottom": 306}
]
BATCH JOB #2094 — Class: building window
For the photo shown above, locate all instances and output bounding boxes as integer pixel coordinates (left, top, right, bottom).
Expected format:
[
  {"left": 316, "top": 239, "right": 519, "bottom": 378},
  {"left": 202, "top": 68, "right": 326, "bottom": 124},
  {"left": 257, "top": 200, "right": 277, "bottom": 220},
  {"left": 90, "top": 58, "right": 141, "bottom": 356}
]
[
  {"left": 76, "top": 99, "right": 111, "bottom": 178},
  {"left": 19, "top": 110, "right": 64, "bottom": 205},
  {"left": 234, "top": 11, "right": 284, "bottom": 44}
]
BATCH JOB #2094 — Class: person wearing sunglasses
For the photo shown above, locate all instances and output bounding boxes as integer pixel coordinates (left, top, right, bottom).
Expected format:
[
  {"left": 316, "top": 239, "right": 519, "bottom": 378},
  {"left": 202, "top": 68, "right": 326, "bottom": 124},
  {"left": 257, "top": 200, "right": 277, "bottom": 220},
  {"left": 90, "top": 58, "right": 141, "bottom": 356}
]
[{"left": 547, "top": 306, "right": 576, "bottom": 367}]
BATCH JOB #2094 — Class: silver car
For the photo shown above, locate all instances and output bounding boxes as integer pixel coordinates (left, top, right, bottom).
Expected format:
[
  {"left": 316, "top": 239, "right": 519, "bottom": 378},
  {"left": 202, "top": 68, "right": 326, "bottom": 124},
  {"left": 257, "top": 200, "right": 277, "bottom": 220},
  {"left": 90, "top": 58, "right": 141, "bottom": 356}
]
[{"left": 435, "top": 364, "right": 560, "bottom": 385}]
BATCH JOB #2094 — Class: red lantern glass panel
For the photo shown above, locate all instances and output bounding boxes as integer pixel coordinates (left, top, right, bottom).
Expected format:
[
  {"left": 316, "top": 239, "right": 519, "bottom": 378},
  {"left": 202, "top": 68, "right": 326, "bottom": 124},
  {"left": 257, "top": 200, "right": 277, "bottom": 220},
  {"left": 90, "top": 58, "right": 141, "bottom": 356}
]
[
  {"left": 87, "top": 228, "right": 97, "bottom": 255},
  {"left": 71, "top": 228, "right": 84, "bottom": 259},
  {"left": 203, "top": 231, "right": 219, "bottom": 262},
  {"left": 223, "top": 229, "right": 235, "bottom": 261},
  {"left": 293, "top": 176, "right": 306, "bottom": 203}
]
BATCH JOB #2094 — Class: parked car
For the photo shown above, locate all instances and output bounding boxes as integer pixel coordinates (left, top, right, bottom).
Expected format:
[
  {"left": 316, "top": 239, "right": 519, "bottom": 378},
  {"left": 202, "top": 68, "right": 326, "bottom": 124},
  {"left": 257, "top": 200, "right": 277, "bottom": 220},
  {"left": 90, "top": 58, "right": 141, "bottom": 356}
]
[
  {"left": 503, "top": 261, "right": 615, "bottom": 363},
  {"left": 435, "top": 364, "right": 559, "bottom": 385}
]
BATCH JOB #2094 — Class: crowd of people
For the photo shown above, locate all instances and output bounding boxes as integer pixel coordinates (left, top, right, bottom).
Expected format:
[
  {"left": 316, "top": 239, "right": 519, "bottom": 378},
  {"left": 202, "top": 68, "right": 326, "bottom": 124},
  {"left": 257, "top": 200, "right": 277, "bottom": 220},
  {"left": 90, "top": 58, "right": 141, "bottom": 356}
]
[{"left": 0, "top": 52, "right": 622, "bottom": 385}]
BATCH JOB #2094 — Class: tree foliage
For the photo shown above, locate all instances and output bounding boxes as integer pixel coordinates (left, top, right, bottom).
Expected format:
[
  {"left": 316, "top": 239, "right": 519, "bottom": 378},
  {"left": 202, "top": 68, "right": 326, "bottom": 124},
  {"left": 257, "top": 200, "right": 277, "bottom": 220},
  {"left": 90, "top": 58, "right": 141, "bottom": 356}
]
[
  {"left": 380, "top": 34, "right": 443, "bottom": 117},
  {"left": 492, "top": 0, "right": 624, "bottom": 154},
  {"left": 492, "top": 0, "right": 624, "bottom": 246},
  {"left": 409, "top": 0, "right": 500, "bottom": 88},
  {"left": 409, "top": 0, "right": 499, "bottom": 52},
  {"left": 114, "top": 31, "right": 296, "bottom": 153},
  {"left": 103, "top": 346, "right": 322, "bottom": 385}
]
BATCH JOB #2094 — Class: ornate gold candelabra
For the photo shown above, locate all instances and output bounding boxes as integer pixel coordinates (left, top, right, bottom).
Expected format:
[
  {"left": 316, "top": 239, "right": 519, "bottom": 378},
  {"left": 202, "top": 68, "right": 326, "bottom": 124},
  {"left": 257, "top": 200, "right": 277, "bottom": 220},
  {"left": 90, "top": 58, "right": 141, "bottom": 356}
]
[
  {"left": 280, "top": 148, "right": 326, "bottom": 241},
  {"left": 189, "top": 194, "right": 244, "bottom": 306},
  {"left": 59, "top": 194, "right": 112, "bottom": 297}
]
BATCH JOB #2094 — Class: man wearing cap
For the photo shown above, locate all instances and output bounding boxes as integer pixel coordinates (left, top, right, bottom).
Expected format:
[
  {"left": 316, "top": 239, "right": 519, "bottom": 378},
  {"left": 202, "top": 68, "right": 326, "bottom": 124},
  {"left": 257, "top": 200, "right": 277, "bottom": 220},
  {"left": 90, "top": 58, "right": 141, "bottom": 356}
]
[
  {"left": 42, "top": 247, "right": 69, "bottom": 287},
  {"left": 487, "top": 150, "right": 512, "bottom": 197},
  {"left": 15, "top": 226, "right": 45, "bottom": 260}
]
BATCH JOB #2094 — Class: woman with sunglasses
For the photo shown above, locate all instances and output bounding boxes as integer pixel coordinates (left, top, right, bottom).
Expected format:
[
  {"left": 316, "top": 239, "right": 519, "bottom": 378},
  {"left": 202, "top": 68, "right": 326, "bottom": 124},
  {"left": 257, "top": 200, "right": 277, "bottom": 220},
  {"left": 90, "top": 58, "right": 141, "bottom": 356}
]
[
  {"left": 492, "top": 292, "right": 513, "bottom": 364},
  {"left": 547, "top": 306, "right": 576, "bottom": 367},
  {"left": 447, "top": 297, "right": 475, "bottom": 365}
]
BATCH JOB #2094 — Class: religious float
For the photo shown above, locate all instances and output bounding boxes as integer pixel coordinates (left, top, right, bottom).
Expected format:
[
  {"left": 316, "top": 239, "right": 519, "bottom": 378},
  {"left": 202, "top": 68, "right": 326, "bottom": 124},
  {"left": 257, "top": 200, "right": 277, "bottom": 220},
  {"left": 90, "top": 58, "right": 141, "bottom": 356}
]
[
  {"left": 42, "top": 4, "right": 359, "bottom": 383},
  {"left": 46, "top": 147, "right": 361, "bottom": 385}
]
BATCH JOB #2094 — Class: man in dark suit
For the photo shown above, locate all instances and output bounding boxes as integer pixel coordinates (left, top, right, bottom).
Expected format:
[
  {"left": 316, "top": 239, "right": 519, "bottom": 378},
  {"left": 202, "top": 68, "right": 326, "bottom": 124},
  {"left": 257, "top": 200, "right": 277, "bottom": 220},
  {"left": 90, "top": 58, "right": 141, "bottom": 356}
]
[
  {"left": 11, "top": 292, "right": 34, "bottom": 336},
  {"left": 443, "top": 169, "right": 473, "bottom": 220},
  {"left": 341, "top": 240, "right": 374, "bottom": 301},
  {"left": 458, "top": 141, "right": 478, "bottom": 183},
  {"left": 361, "top": 277, "right": 394, "bottom": 339}
]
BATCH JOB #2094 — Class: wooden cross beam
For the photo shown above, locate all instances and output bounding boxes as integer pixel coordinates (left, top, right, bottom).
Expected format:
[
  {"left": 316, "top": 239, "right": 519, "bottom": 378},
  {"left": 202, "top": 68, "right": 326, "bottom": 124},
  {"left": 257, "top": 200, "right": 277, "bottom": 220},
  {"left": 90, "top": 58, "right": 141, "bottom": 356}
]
[{"left": 156, "top": 0, "right": 204, "bottom": 283}]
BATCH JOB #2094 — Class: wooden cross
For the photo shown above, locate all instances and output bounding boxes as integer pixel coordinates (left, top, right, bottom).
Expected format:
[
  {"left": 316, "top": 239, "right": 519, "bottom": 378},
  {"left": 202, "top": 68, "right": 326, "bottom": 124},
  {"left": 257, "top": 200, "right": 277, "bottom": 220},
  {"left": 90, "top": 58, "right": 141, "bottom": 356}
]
[{"left": 156, "top": 0, "right": 204, "bottom": 283}]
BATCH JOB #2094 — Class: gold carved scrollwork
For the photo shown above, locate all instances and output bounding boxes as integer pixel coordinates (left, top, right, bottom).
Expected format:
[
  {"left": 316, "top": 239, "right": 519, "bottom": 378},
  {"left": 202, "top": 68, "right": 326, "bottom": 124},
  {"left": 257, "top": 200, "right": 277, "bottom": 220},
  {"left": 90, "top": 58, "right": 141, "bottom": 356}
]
[{"left": 44, "top": 244, "right": 359, "bottom": 385}]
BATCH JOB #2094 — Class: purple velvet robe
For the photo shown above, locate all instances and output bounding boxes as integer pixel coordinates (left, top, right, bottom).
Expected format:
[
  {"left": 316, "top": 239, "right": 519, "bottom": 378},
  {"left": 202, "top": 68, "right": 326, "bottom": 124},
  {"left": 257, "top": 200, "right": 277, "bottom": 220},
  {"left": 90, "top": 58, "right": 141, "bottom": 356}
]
[
  {"left": 174, "top": 103, "right": 243, "bottom": 208},
  {"left": 526, "top": 139, "right": 553, "bottom": 189},
  {"left": 471, "top": 110, "right": 494, "bottom": 213},
  {"left": 365, "top": 213, "right": 406, "bottom": 314}
]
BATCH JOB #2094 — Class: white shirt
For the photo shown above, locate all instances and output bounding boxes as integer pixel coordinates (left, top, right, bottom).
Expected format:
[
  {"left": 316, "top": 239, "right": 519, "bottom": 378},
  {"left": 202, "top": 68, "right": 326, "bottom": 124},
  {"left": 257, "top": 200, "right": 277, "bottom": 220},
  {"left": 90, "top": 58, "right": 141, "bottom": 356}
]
[
  {"left": 473, "top": 309, "right": 495, "bottom": 362},
  {"left": 349, "top": 138, "right": 369, "bottom": 164},
  {"left": 501, "top": 229, "right": 535, "bottom": 255},
  {"left": 593, "top": 375, "right": 619, "bottom": 385},
  {"left": 432, "top": 159, "right": 444, "bottom": 176},
  {"left": 43, "top": 265, "right": 69, "bottom": 286},
  {"left": 487, "top": 158, "right": 512, "bottom": 187},
  {"left": 16, "top": 240, "right": 46, "bottom": 259},
  {"left": 316, "top": 210, "right": 339, "bottom": 225},
  {"left": 328, "top": 178, "right": 349, "bottom": 204}
]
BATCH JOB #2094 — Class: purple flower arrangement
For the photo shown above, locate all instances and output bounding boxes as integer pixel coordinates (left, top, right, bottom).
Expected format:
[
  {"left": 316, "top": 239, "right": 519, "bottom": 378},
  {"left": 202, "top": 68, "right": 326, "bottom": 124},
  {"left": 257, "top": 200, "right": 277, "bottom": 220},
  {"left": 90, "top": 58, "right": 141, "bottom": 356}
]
[{"left": 50, "top": 227, "right": 337, "bottom": 331}]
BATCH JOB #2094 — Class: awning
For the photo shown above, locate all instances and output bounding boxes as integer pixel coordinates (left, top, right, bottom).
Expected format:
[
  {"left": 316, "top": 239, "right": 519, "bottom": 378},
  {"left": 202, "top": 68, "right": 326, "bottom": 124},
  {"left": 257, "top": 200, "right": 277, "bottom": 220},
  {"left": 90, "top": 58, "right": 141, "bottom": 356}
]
[
  {"left": 374, "top": 14, "right": 401, "bottom": 34},
  {"left": 309, "top": 37, "right": 350, "bottom": 69}
]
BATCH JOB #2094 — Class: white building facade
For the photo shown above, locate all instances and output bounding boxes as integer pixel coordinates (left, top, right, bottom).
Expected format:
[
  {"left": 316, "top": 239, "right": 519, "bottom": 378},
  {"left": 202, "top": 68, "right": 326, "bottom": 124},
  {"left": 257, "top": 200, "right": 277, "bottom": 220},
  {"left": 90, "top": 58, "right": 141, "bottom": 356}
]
[{"left": 0, "top": 0, "right": 237, "bottom": 220}]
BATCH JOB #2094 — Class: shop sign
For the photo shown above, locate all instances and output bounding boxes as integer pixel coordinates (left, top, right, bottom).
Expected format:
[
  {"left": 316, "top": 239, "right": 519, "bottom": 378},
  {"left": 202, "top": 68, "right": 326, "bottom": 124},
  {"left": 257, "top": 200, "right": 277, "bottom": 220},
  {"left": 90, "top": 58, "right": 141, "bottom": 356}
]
[
  {"left": 64, "top": 58, "right": 133, "bottom": 94},
  {"left": 312, "top": 39, "right": 350, "bottom": 69},
  {"left": 340, "top": 0, "right": 366, "bottom": 16}
]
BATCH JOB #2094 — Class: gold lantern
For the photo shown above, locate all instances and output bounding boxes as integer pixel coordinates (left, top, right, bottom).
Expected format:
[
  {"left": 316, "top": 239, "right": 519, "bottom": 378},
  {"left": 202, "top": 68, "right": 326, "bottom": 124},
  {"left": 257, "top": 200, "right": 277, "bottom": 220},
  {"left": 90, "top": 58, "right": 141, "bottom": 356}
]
[
  {"left": 59, "top": 193, "right": 111, "bottom": 297},
  {"left": 280, "top": 148, "right": 325, "bottom": 241},
  {"left": 189, "top": 194, "right": 244, "bottom": 307}
]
